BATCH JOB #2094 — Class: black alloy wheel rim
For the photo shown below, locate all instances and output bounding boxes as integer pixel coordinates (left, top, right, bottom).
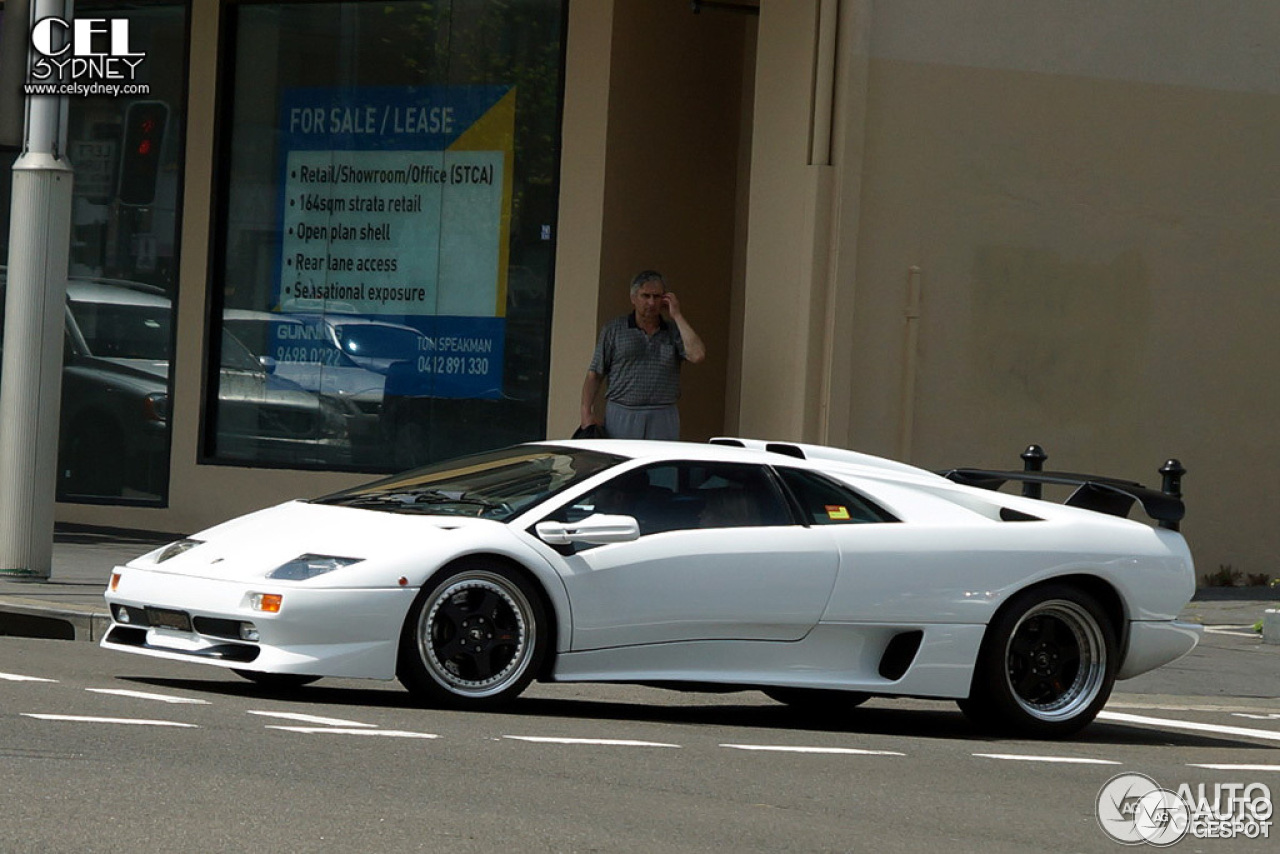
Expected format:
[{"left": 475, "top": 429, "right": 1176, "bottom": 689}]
[
  {"left": 1003, "top": 599, "right": 1106, "bottom": 721},
  {"left": 419, "top": 572, "right": 534, "bottom": 697}
]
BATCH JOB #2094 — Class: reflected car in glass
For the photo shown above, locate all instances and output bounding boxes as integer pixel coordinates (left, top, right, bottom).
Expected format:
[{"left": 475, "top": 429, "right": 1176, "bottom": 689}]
[
  {"left": 101, "top": 439, "right": 1199, "bottom": 737},
  {"left": 1, "top": 275, "right": 356, "bottom": 500},
  {"left": 222, "top": 309, "right": 429, "bottom": 464}
]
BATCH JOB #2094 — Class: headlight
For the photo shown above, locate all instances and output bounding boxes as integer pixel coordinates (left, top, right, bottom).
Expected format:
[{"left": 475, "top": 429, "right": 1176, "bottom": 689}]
[
  {"left": 151, "top": 539, "right": 203, "bottom": 564},
  {"left": 267, "top": 553, "right": 362, "bottom": 580}
]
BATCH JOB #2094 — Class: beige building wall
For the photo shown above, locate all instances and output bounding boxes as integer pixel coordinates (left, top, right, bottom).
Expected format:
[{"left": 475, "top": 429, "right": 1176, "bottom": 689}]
[{"left": 741, "top": 0, "right": 1280, "bottom": 575}]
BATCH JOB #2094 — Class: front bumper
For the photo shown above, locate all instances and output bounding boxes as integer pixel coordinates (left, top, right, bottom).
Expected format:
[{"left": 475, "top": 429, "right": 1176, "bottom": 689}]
[{"left": 101, "top": 566, "right": 416, "bottom": 680}]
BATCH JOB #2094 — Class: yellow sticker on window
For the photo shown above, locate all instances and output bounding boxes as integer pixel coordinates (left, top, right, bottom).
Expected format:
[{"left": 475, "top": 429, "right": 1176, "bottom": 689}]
[{"left": 825, "top": 505, "right": 850, "bottom": 521}]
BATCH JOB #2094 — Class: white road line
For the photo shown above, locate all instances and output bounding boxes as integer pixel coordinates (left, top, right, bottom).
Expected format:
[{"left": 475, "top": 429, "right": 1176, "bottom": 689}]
[
  {"left": 1204, "top": 626, "right": 1261, "bottom": 637},
  {"left": 504, "top": 736, "right": 681, "bottom": 748},
  {"left": 21, "top": 714, "right": 197, "bottom": 728},
  {"left": 86, "top": 688, "right": 211, "bottom": 705},
  {"left": 0, "top": 672, "right": 57, "bottom": 683},
  {"left": 1099, "top": 711, "right": 1280, "bottom": 743},
  {"left": 1188, "top": 764, "right": 1280, "bottom": 772},
  {"left": 721, "top": 744, "right": 904, "bottom": 756},
  {"left": 265, "top": 727, "right": 438, "bottom": 738},
  {"left": 1110, "top": 700, "right": 1280, "bottom": 715},
  {"left": 1233, "top": 713, "right": 1280, "bottom": 721},
  {"left": 973, "top": 753, "right": 1121, "bottom": 765},
  {"left": 246, "top": 710, "right": 378, "bottom": 728}
]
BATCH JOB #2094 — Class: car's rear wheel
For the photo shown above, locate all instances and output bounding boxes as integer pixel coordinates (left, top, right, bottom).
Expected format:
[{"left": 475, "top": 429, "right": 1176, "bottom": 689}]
[
  {"left": 763, "top": 687, "right": 870, "bottom": 713},
  {"left": 960, "top": 584, "right": 1116, "bottom": 738},
  {"left": 398, "top": 560, "right": 546, "bottom": 709},
  {"left": 231, "top": 669, "right": 321, "bottom": 689}
]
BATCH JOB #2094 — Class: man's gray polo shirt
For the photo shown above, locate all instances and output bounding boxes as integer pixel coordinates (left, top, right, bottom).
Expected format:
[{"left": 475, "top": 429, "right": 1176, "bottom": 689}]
[{"left": 589, "top": 312, "right": 687, "bottom": 406}]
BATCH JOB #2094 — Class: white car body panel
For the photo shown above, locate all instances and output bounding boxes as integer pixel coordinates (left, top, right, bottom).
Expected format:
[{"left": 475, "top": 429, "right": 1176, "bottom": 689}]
[
  {"left": 101, "top": 439, "right": 1201, "bottom": 709},
  {"left": 549, "top": 524, "right": 839, "bottom": 648},
  {"left": 552, "top": 623, "right": 986, "bottom": 699}
]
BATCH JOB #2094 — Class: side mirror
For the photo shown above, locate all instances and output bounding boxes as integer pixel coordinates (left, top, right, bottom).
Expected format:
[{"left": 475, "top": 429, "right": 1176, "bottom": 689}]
[
  {"left": 535, "top": 514, "right": 640, "bottom": 545},
  {"left": 258, "top": 355, "right": 278, "bottom": 374}
]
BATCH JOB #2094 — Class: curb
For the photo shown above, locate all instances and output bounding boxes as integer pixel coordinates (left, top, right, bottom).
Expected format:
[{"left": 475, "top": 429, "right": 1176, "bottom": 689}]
[{"left": 0, "top": 597, "right": 109, "bottom": 642}]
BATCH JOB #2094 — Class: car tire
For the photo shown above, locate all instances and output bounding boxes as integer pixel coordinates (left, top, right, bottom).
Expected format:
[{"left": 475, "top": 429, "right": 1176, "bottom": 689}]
[
  {"left": 960, "top": 584, "right": 1117, "bottom": 738},
  {"left": 231, "top": 669, "right": 321, "bottom": 689},
  {"left": 397, "top": 560, "right": 547, "bottom": 709}
]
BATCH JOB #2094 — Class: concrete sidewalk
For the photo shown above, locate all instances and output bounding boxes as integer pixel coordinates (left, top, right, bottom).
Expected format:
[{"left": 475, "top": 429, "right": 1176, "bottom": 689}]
[{"left": 0, "top": 524, "right": 1276, "bottom": 643}]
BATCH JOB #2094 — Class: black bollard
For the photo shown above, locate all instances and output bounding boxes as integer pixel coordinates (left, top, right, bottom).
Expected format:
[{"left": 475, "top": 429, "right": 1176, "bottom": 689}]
[
  {"left": 1020, "top": 444, "right": 1047, "bottom": 500},
  {"left": 1158, "top": 459, "right": 1186, "bottom": 531}
]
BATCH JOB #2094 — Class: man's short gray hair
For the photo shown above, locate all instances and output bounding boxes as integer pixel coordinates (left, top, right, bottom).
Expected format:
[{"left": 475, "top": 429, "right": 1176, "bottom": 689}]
[{"left": 629, "top": 270, "right": 665, "bottom": 296}]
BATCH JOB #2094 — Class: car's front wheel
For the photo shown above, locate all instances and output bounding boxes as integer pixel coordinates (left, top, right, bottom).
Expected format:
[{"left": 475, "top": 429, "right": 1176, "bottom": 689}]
[
  {"left": 398, "top": 560, "right": 546, "bottom": 709},
  {"left": 960, "top": 584, "right": 1117, "bottom": 738}
]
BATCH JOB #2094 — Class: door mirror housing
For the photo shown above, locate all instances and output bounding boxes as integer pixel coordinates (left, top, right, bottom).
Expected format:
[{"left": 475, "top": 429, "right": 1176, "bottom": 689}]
[{"left": 536, "top": 514, "right": 640, "bottom": 545}]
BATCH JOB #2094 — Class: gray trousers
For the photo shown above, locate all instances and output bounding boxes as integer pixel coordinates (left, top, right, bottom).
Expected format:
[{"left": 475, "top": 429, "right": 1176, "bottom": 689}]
[{"left": 604, "top": 401, "right": 680, "bottom": 440}]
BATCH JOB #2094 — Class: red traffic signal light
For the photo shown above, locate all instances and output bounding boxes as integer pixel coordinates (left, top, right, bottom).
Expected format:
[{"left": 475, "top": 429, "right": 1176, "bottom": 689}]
[{"left": 117, "top": 101, "right": 169, "bottom": 206}]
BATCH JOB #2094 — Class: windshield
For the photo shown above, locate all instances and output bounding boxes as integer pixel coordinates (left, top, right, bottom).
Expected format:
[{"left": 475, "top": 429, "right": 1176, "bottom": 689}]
[{"left": 312, "top": 445, "right": 624, "bottom": 521}]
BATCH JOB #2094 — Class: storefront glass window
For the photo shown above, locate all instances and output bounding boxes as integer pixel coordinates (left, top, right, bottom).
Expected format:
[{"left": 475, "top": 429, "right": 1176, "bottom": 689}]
[
  {"left": 0, "top": 0, "right": 186, "bottom": 504},
  {"left": 213, "top": 0, "right": 564, "bottom": 472}
]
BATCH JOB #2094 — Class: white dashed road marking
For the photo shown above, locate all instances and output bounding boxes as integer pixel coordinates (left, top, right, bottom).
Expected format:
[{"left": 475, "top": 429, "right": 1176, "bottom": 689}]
[
  {"left": 22, "top": 713, "right": 197, "bottom": 728},
  {"left": 1099, "top": 711, "right": 1280, "bottom": 744},
  {"left": 721, "top": 744, "right": 904, "bottom": 756},
  {"left": 504, "top": 736, "right": 681, "bottom": 748},
  {"left": 86, "top": 688, "right": 211, "bottom": 704},
  {"left": 265, "top": 726, "right": 439, "bottom": 738},
  {"left": 1188, "top": 764, "right": 1280, "bottom": 772},
  {"left": 246, "top": 710, "right": 378, "bottom": 728},
  {"left": 973, "top": 753, "right": 1121, "bottom": 765},
  {"left": 1204, "top": 626, "right": 1262, "bottom": 638},
  {"left": 0, "top": 672, "right": 56, "bottom": 682}
]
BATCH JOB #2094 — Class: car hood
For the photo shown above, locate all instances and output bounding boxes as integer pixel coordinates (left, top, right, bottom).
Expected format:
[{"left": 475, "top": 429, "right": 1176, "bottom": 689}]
[
  {"left": 97, "top": 357, "right": 170, "bottom": 380},
  {"left": 127, "top": 500, "right": 519, "bottom": 586},
  {"left": 63, "top": 356, "right": 169, "bottom": 391}
]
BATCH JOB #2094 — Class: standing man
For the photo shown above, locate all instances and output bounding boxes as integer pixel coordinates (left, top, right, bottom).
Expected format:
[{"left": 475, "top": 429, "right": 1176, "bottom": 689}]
[{"left": 580, "top": 270, "right": 706, "bottom": 440}]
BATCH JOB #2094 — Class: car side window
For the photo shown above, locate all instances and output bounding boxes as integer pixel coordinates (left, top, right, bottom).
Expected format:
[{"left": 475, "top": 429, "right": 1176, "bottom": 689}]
[
  {"left": 556, "top": 461, "right": 794, "bottom": 536},
  {"left": 688, "top": 462, "right": 793, "bottom": 531},
  {"left": 776, "top": 468, "right": 898, "bottom": 525}
]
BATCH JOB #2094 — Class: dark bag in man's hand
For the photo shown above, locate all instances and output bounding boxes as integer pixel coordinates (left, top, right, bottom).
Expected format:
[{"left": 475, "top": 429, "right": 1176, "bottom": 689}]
[{"left": 572, "top": 423, "right": 608, "bottom": 439}]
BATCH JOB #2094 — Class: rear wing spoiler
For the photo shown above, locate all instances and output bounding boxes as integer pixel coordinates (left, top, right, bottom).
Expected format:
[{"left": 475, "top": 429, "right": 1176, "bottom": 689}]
[{"left": 940, "top": 445, "right": 1186, "bottom": 530}]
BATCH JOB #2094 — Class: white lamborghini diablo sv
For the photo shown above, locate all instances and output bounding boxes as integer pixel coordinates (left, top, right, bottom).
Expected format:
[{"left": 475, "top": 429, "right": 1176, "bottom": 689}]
[{"left": 101, "top": 438, "right": 1199, "bottom": 737}]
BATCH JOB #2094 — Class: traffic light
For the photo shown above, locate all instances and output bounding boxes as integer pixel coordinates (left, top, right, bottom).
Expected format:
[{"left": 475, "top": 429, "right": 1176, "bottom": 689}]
[{"left": 117, "top": 100, "right": 169, "bottom": 206}]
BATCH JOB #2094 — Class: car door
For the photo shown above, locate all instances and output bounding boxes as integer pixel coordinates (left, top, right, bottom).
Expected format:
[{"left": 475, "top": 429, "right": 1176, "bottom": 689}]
[{"left": 540, "top": 461, "right": 839, "bottom": 650}]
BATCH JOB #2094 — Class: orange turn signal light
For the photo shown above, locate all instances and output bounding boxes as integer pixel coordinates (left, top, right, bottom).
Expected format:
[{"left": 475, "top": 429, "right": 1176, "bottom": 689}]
[
  {"left": 110, "top": 572, "right": 121, "bottom": 591},
  {"left": 250, "top": 593, "right": 283, "bottom": 613}
]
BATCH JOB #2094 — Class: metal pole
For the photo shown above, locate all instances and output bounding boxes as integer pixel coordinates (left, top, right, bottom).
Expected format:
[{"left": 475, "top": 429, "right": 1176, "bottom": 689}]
[{"left": 0, "top": 0, "right": 74, "bottom": 577}]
